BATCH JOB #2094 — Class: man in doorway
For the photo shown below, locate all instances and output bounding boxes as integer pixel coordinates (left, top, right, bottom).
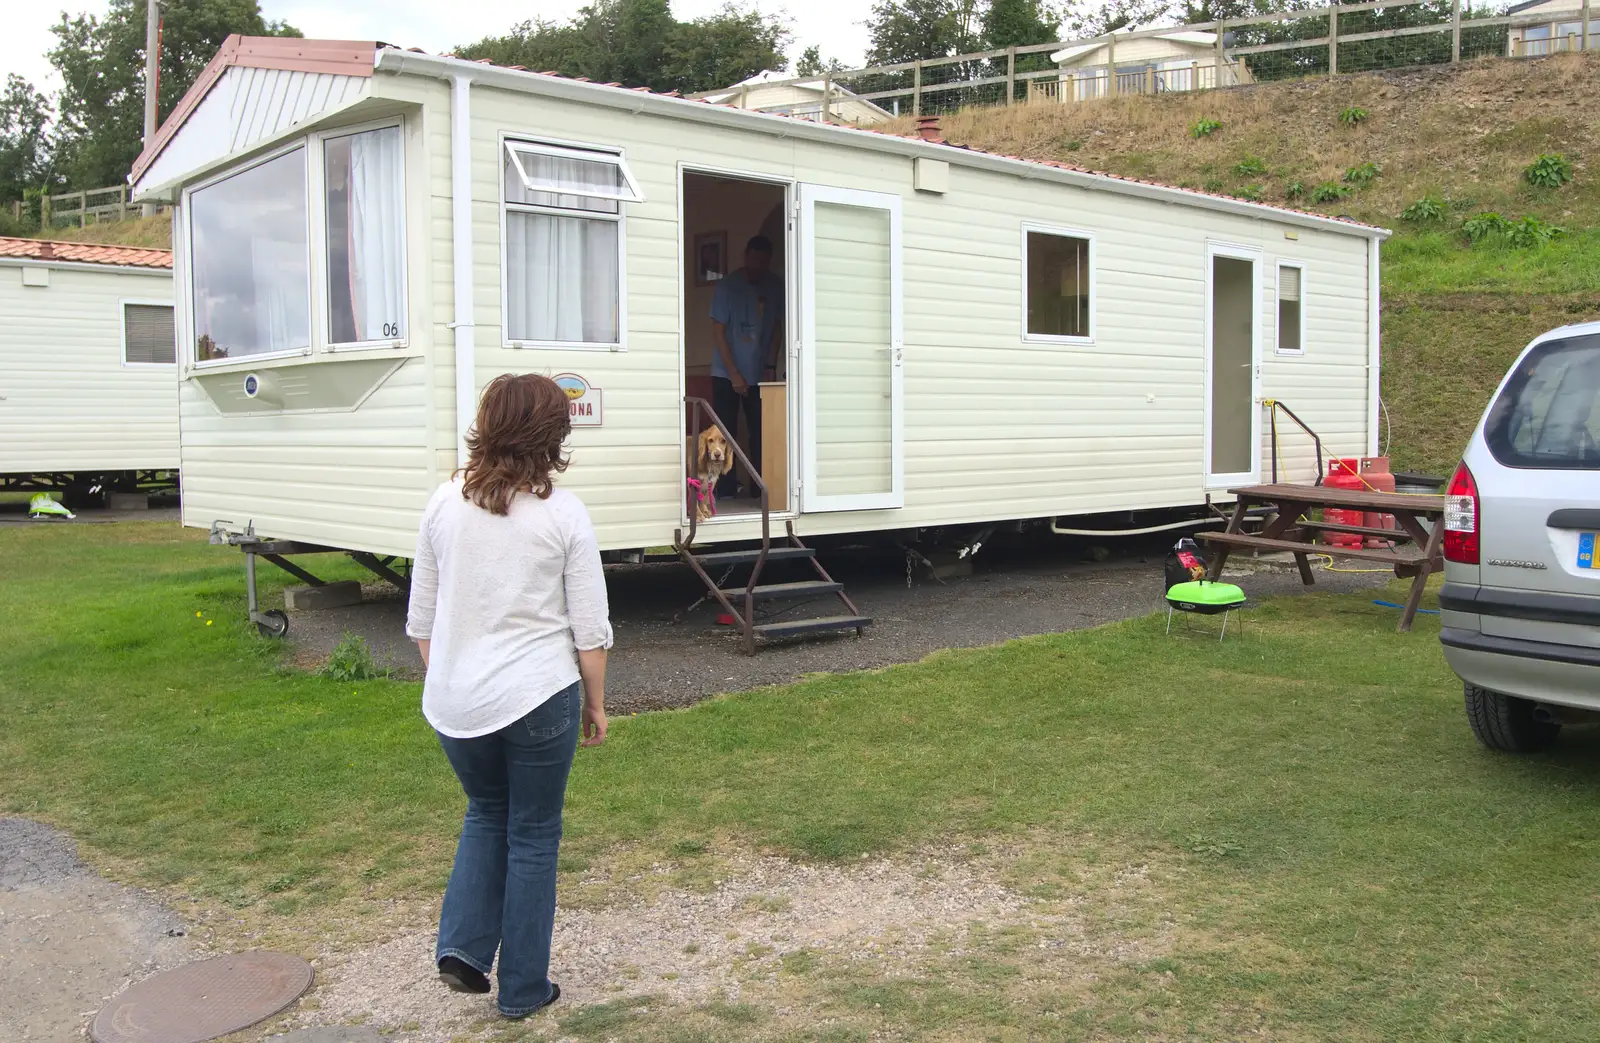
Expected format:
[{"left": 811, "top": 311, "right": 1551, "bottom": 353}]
[{"left": 710, "top": 235, "right": 783, "bottom": 498}]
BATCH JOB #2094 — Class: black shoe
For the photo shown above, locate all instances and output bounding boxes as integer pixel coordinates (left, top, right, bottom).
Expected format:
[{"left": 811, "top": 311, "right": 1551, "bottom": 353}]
[
  {"left": 501, "top": 982, "right": 561, "bottom": 1019},
  {"left": 438, "top": 955, "right": 490, "bottom": 994}
]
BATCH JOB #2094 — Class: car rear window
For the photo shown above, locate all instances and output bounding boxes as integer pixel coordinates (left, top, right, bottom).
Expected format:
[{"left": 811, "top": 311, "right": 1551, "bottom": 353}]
[{"left": 1484, "top": 333, "right": 1600, "bottom": 470}]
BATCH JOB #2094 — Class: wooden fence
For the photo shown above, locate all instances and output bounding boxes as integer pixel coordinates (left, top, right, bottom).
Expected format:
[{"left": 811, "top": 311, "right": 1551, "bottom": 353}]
[
  {"left": 692, "top": 0, "right": 1595, "bottom": 120},
  {"left": 8, "top": 185, "right": 166, "bottom": 231}
]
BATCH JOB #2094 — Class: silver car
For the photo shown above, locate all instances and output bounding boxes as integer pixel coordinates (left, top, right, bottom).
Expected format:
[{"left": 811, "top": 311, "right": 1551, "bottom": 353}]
[{"left": 1440, "top": 321, "right": 1600, "bottom": 752}]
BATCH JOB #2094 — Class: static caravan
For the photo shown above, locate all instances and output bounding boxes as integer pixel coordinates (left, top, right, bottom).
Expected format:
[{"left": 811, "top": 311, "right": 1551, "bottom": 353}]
[
  {"left": 0, "top": 237, "right": 176, "bottom": 502},
  {"left": 131, "top": 36, "right": 1387, "bottom": 643}
]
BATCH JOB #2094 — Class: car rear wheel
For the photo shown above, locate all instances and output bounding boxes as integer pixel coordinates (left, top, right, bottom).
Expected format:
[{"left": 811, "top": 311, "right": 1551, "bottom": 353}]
[{"left": 1464, "top": 683, "right": 1560, "bottom": 752}]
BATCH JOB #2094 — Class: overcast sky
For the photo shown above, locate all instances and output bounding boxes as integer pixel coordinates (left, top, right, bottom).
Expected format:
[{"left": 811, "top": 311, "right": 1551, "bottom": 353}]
[{"left": 3, "top": 0, "right": 874, "bottom": 93}]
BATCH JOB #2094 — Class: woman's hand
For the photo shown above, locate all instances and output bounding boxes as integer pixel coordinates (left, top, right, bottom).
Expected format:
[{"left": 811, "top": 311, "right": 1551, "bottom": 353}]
[{"left": 581, "top": 702, "right": 607, "bottom": 747}]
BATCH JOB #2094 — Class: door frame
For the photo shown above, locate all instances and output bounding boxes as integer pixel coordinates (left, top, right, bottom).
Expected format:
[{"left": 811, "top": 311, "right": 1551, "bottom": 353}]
[
  {"left": 797, "top": 183, "right": 905, "bottom": 513},
  {"left": 675, "top": 163, "right": 798, "bottom": 525},
  {"left": 1203, "top": 241, "right": 1263, "bottom": 490}
]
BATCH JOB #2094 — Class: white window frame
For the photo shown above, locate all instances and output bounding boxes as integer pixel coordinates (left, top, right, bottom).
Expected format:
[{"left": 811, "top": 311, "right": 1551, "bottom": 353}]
[
  {"left": 1275, "top": 260, "right": 1306, "bottom": 357},
  {"left": 499, "top": 134, "right": 639, "bottom": 352},
  {"left": 316, "top": 117, "right": 409, "bottom": 352},
  {"left": 1020, "top": 222, "right": 1096, "bottom": 346},
  {"left": 182, "top": 138, "right": 315, "bottom": 369},
  {"left": 119, "top": 298, "right": 177, "bottom": 368}
]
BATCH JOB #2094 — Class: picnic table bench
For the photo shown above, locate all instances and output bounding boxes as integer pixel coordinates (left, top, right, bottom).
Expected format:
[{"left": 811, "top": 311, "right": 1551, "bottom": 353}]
[{"left": 1201, "top": 483, "right": 1447, "bottom": 632}]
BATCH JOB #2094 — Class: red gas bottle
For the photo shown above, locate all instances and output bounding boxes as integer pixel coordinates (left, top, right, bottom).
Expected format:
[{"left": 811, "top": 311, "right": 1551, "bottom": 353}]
[
  {"left": 1360, "top": 456, "right": 1398, "bottom": 547},
  {"left": 1323, "top": 458, "right": 1366, "bottom": 548}
]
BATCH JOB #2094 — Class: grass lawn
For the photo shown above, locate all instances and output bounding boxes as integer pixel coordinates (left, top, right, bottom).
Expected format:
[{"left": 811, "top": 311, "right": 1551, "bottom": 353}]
[{"left": 4, "top": 521, "right": 1600, "bottom": 1041}]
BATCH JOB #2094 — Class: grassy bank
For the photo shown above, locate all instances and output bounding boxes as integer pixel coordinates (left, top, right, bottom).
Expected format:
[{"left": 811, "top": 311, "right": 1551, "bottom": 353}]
[{"left": 5, "top": 522, "right": 1600, "bottom": 1039}]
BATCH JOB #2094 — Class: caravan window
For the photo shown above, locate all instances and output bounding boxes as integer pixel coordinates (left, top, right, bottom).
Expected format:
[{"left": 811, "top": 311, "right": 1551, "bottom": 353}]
[
  {"left": 1276, "top": 262, "right": 1304, "bottom": 355},
  {"left": 123, "top": 302, "right": 176, "bottom": 365},
  {"left": 502, "top": 139, "right": 642, "bottom": 348},
  {"left": 1024, "top": 226, "right": 1094, "bottom": 342},
  {"left": 189, "top": 147, "right": 311, "bottom": 363},
  {"left": 324, "top": 125, "right": 406, "bottom": 346}
]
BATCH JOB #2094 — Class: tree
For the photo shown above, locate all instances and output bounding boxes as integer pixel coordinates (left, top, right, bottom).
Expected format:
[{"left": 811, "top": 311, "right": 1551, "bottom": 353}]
[
  {"left": 49, "top": 0, "right": 300, "bottom": 191},
  {"left": 662, "top": 5, "right": 793, "bottom": 93},
  {"left": 982, "top": 0, "right": 1059, "bottom": 49},
  {"left": 0, "top": 75, "right": 56, "bottom": 205},
  {"left": 795, "top": 44, "right": 843, "bottom": 76},
  {"left": 457, "top": 0, "right": 789, "bottom": 94},
  {"left": 1059, "top": 0, "right": 1175, "bottom": 38},
  {"left": 864, "top": 0, "right": 982, "bottom": 65}
]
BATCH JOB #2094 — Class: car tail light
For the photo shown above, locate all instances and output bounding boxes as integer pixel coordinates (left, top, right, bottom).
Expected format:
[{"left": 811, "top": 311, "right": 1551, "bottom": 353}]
[{"left": 1443, "top": 461, "right": 1479, "bottom": 564}]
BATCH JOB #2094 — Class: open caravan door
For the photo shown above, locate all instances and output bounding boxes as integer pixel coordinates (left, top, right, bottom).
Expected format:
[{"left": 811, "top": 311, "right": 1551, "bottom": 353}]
[{"left": 797, "top": 185, "right": 904, "bottom": 513}]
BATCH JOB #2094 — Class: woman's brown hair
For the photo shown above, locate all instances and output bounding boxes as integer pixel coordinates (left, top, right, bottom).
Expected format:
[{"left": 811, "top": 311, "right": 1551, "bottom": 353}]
[{"left": 460, "top": 373, "right": 573, "bottom": 515}]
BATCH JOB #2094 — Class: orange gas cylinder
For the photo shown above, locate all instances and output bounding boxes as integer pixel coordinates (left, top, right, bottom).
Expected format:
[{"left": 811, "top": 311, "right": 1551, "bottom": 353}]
[
  {"left": 1323, "top": 458, "right": 1365, "bottom": 548},
  {"left": 1360, "top": 456, "right": 1398, "bottom": 547}
]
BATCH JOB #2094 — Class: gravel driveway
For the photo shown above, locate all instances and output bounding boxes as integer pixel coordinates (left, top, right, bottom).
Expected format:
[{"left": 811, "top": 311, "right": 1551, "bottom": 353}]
[{"left": 286, "top": 533, "right": 1396, "bottom": 713}]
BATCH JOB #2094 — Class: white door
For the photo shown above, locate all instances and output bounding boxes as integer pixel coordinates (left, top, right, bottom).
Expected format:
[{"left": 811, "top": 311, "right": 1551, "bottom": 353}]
[
  {"left": 1204, "top": 243, "right": 1262, "bottom": 488},
  {"left": 798, "top": 185, "right": 904, "bottom": 512}
]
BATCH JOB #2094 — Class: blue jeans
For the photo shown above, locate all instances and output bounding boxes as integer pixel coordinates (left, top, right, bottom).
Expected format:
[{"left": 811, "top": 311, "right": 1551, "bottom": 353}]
[{"left": 435, "top": 682, "right": 580, "bottom": 1016}]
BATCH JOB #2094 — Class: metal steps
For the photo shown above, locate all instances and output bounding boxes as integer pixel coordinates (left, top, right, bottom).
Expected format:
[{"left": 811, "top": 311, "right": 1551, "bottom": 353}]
[
  {"left": 676, "top": 396, "right": 870, "bottom": 653},
  {"left": 753, "top": 614, "right": 872, "bottom": 640},
  {"left": 719, "top": 579, "right": 843, "bottom": 602},
  {"left": 695, "top": 546, "right": 816, "bottom": 568}
]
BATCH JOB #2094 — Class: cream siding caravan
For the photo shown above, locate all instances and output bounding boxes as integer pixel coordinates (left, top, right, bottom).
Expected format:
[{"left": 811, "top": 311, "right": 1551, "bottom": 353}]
[
  {"left": 132, "top": 36, "right": 1387, "bottom": 574},
  {"left": 0, "top": 238, "right": 176, "bottom": 496}
]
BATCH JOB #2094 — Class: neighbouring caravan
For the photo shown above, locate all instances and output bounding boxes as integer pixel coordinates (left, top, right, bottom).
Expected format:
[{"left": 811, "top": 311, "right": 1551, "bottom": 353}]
[
  {"left": 130, "top": 36, "right": 1387, "bottom": 639},
  {"left": 0, "top": 237, "right": 176, "bottom": 501}
]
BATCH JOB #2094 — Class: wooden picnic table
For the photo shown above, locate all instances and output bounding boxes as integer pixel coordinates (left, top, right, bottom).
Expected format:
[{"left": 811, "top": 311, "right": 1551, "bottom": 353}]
[{"left": 1201, "top": 483, "right": 1448, "bottom": 632}]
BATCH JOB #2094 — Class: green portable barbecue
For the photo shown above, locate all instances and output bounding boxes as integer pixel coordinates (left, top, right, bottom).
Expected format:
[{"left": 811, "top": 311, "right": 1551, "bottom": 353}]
[{"left": 1165, "top": 579, "right": 1247, "bottom": 640}]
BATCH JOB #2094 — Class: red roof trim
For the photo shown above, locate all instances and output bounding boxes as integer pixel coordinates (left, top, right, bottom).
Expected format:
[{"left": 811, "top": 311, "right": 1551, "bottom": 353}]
[
  {"left": 0, "top": 236, "right": 173, "bottom": 270},
  {"left": 130, "top": 35, "right": 378, "bottom": 185}
]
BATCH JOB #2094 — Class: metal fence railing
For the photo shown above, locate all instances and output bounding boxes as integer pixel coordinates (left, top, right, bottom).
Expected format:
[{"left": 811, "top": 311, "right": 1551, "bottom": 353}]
[{"left": 689, "top": 0, "right": 1595, "bottom": 121}]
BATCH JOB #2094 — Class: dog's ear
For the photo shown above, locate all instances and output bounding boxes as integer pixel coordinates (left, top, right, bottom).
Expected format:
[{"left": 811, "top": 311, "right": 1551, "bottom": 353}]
[{"left": 696, "top": 430, "right": 709, "bottom": 475}]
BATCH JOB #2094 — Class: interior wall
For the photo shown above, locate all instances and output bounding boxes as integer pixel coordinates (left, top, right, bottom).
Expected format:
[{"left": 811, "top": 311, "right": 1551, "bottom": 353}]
[
  {"left": 682, "top": 174, "right": 787, "bottom": 377},
  {"left": 1211, "top": 256, "right": 1254, "bottom": 475}
]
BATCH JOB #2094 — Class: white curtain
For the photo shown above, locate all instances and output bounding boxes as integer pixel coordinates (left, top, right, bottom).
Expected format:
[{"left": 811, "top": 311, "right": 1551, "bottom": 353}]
[
  {"left": 512, "top": 150, "right": 622, "bottom": 211},
  {"left": 506, "top": 212, "right": 619, "bottom": 343},
  {"left": 345, "top": 127, "right": 404, "bottom": 341},
  {"left": 252, "top": 236, "right": 308, "bottom": 355}
]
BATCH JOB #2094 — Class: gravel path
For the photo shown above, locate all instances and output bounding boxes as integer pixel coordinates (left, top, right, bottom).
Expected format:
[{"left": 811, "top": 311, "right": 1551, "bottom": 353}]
[
  {"left": 282, "top": 849, "right": 1149, "bottom": 1042},
  {"left": 0, "top": 818, "right": 194, "bottom": 1043},
  {"left": 287, "top": 534, "right": 1394, "bottom": 712}
]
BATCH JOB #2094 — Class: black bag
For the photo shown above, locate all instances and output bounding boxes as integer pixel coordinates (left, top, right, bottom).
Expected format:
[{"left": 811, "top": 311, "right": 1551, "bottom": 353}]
[{"left": 1164, "top": 537, "right": 1208, "bottom": 592}]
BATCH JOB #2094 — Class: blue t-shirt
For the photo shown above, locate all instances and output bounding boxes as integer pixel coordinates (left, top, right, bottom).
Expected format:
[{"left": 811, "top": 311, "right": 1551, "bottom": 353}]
[{"left": 710, "top": 270, "right": 783, "bottom": 384}]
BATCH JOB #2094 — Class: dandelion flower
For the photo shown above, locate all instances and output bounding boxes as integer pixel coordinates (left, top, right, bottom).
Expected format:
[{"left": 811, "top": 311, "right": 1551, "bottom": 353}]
[
  {"left": 206, "top": 620, "right": 213, "bottom": 626},
  {"left": 195, "top": 611, "right": 203, "bottom": 618}
]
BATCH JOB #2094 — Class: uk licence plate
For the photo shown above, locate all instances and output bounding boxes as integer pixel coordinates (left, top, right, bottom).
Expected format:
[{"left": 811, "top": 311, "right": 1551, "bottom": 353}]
[{"left": 1580, "top": 533, "right": 1598, "bottom": 569}]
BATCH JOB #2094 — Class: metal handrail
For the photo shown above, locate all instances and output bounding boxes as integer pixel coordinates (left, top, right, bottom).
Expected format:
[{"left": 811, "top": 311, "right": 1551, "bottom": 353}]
[
  {"left": 1263, "top": 398, "right": 1326, "bottom": 485},
  {"left": 683, "top": 396, "right": 772, "bottom": 653}
]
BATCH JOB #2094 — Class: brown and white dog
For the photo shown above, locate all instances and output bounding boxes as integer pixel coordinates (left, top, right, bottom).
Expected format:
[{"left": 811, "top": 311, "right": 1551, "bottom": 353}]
[{"left": 693, "top": 427, "right": 732, "bottom": 522}]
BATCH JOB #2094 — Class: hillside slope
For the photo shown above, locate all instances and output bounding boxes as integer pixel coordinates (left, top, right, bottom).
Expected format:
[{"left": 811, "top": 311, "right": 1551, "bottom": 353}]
[{"left": 916, "top": 52, "right": 1600, "bottom": 474}]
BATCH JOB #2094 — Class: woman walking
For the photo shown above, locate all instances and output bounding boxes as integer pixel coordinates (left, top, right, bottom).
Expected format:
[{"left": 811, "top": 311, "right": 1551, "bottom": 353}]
[{"left": 406, "top": 373, "right": 612, "bottom": 1018}]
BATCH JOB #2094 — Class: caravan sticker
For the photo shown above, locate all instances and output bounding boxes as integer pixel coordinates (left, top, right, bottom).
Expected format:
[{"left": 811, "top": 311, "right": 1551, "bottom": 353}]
[{"left": 553, "top": 373, "right": 603, "bottom": 427}]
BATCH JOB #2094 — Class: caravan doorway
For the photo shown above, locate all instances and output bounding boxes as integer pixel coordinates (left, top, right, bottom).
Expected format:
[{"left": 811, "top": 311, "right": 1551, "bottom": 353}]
[{"left": 681, "top": 170, "right": 791, "bottom": 518}]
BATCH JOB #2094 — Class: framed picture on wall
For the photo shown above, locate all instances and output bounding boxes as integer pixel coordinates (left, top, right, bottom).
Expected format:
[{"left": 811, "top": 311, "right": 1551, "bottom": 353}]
[{"left": 694, "top": 231, "right": 728, "bottom": 286}]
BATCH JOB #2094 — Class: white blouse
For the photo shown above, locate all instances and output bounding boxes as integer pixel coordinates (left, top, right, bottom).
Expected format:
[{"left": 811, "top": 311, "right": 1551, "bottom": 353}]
[{"left": 406, "top": 479, "right": 613, "bottom": 739}]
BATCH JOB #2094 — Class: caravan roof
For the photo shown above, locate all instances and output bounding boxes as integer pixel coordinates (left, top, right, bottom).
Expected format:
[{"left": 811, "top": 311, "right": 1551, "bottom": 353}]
[{"left": 131, "top": 35, "right": 1386, "bottom": 241}]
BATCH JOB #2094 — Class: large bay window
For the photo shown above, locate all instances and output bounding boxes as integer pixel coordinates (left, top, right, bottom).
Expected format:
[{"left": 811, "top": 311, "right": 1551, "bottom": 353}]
[
  {"left": 502, "top": 139, "right": 643, "bottom": 348},
  {"left": 190, "top": 148, "right": 311, "bottom": 362},
  {"left": 325, "top": 126, "right": 405, "bottom": 345},
  {"left": 184, "top": 120, "right": 407, "bottom": 366}
]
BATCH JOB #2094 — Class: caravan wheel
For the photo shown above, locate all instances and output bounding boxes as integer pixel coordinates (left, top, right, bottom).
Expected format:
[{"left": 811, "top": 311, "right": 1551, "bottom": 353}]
[{"left": 256, "top": 610, "right": 290, "bottom": 639}]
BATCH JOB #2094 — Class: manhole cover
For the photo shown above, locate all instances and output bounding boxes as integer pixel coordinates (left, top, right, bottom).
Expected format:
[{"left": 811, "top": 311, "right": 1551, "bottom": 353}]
[{"left": 90, "top": 951, "right": 313, "bottom": 1043}]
